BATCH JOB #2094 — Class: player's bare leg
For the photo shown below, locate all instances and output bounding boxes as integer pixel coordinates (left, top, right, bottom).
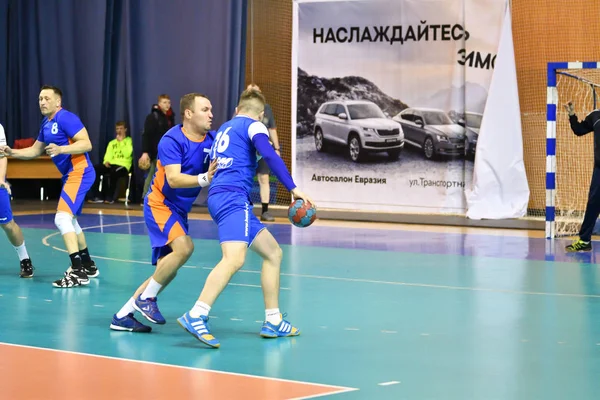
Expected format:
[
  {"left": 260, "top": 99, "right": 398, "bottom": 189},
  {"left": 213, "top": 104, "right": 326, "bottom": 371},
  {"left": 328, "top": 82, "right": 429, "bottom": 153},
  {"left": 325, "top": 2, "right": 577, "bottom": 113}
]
[
  {"left": 72, "top": 219, "right": 99, "bottom": 277},
  {"left": 250, "top": 229, "right": 283, "bottom": 311},
  {"left": 252, "top": 229, "right": 300, "bottom": 338},
  {"left": 1, "top": 219, "right": 24, "bottom": 247},
  {"left": 177, "top": 242, "right": 246, "bottom": 348},
  {"left": 249, "top": 229, "right": 298, "bottom": 338},
  {"left": 258, "top": 173, "right": 274, "bottom": 221},
  {"left": 259, "top": 174, "right": 270, "bottom": 205},
  {"left": 150, "top": 235, "right": 195, "bottom": 287},
  {"left": 131, "top": 236, "right": 194, "bottom": 300},
  {"left": 62, "top": 231, "right": 79, "bottom": 255},
  {"left": 179, "top": 231, "right": 298, "bottom": 347},
  {"left": 53, "top": 211, "right": 93, "bottom": 288},
  {"left": 111, "top": 235, "right": 194, "bottom": 331},
  {"left": 0, "top": 220, "right": 34, "bottom": 278},
  {"left": 195, "top": 242, "right": 247, "bottom": 306}
]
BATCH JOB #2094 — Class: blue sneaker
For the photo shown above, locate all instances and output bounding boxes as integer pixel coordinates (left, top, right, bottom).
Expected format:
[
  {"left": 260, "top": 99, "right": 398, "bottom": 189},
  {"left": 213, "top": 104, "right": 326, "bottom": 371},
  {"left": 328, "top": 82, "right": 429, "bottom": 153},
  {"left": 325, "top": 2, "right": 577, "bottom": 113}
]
[
  {"left": 109, "top": 313, "right": 152, "bottom": 332},
  {"left": 260, "top": 314, "right": 300, "bottom": 338},
  {"left": 177, "top": 312, "right": 220, "bottom": 348},
  {"left": 133, "top": 295, "right": 166, "bottom": 324}
]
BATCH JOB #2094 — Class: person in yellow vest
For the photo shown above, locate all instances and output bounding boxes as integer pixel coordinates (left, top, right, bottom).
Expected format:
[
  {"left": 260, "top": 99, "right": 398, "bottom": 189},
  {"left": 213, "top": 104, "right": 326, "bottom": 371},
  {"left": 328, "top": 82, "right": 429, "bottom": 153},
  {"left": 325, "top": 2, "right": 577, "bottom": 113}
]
[{"left": 90, "top": 121, "right": 133, "bottom": 203}]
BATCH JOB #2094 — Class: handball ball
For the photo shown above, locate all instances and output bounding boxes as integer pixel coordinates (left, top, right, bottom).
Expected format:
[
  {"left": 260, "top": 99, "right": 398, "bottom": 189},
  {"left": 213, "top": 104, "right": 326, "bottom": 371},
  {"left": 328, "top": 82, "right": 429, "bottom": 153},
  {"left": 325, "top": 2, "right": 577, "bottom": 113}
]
[
  {"left": 138, "top": 157, "right": 151, "bottom": 171},
  {"left": 288, "top": 199, "right": 317, "bottom": 228}
]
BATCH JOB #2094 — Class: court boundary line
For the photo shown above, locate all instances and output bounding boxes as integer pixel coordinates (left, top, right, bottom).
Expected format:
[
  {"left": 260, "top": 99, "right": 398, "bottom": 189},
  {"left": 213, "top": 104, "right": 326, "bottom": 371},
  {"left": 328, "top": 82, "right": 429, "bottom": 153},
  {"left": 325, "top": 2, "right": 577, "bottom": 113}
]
[
  {"left": 41, "top": 222, "right": 290, "bottom": 290},
  {"left": 0, "top": 342, "right": 358, "bottom": 396},
  {"left": 38, "top": 221, "right": 600, "bottom": 299},
  {"left": 18, "top": 208, "right": 550, "bottom": 238}
]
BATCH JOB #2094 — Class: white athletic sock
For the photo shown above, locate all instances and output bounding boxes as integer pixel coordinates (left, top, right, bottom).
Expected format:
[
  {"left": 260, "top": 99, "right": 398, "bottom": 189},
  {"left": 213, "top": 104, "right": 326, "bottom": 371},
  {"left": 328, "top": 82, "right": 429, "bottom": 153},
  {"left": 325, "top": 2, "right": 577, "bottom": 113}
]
[
  {"left": 140, "top": 278, "right": 162, "bottom": 300},
  {"left": 189, "top": 301, "right": 211, "bottom": 318},
  {"left": 116, "top": 297, "right": 136, "bottom": 319},
  {"left": 14, "top": 242, "right": 29, "bottom": 261},
  {"left": 266, "top": 308, "right": 282, "bottom": 325}
]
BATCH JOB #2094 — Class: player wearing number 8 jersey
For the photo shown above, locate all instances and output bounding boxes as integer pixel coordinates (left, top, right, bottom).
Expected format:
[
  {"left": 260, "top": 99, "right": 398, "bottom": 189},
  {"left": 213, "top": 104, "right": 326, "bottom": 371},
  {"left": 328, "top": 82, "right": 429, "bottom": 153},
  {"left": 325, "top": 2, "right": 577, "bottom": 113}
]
[
  {"left": 0, "top": 85, "right": 98, "bottom": 288},
  {"left": 177, "top": 88, "right": 315, "bottom": 348},
  {"left": 110, "top": 93, "right": 217, "bottom": 333}
]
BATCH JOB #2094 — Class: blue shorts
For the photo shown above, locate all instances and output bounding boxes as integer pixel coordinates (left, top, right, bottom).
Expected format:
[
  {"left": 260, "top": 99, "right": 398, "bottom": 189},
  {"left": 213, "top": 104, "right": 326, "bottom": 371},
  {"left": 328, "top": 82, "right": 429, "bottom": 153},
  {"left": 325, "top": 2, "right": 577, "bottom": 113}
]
[
  {"left": 144, "top": 199, "right": 189, "bottom": 265},
  {"left": 58, "top": 168, "right": 95, "bottom": 216},
  {"left": 208, "top": 191, "right": 265, "bottom": 245},
  {"left": 0, "top": 186, "right": 13, "bottom": 225}
]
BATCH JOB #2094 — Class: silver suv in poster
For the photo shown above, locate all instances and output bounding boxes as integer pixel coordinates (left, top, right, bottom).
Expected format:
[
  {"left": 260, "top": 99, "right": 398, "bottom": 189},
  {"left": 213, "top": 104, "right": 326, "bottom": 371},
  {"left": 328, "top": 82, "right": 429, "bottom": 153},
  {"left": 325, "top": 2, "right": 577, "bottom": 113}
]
[
  {"left": 392, "top": 107, "right": 466, "bottom": 160},
  {"left": 313, "top": 100, "right": 404, "bottom": 162}
]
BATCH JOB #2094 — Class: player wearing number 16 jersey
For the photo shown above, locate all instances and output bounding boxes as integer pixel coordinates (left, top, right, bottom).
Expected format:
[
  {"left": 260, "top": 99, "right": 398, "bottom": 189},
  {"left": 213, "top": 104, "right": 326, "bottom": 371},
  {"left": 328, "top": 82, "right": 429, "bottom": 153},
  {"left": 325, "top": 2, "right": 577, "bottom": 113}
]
[{"left": 177, "top": 88, "right": 315, "bottom": 348}]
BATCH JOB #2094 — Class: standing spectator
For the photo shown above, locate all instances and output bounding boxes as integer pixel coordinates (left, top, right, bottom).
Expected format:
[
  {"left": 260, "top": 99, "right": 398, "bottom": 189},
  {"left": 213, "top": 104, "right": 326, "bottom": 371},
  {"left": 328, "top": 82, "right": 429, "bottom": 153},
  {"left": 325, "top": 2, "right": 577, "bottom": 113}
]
[
  {"left": 247, "top": 84, "right": 280, "bottom": 222},
  {"left": 139, "top": 95, "right": 175, "bottom": 201}
]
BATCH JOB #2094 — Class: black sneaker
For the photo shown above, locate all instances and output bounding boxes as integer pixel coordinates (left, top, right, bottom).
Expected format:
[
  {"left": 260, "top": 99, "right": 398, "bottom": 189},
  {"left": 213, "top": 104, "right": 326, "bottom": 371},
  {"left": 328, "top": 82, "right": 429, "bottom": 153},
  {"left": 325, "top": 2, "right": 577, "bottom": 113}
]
[
  {"left": 20, "top": 259, "right": 34, "bottom": 278},
  {"left": 83, "top": 260, "right": 99, "bottom": 278},
  {"left": 52, "top": 272, "right": 81, "bottom": 288},
  {"left": 566, "top": 239, "right": 592, "bottom": 252},
  {"left": 54, "top": 268, "right": 90, "bottom": 288}
]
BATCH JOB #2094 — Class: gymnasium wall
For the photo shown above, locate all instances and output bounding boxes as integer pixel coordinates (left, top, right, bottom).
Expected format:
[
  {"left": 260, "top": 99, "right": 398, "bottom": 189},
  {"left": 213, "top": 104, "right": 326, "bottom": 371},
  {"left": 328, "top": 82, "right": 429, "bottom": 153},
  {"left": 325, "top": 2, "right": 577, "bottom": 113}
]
[
  {"left": 245, "top": 0, "right": 600, "bottom": 213},
  {"left": 512, "top": 0, "right": 600, "bottom": 214},
  {"left": 245, "top": 0, "right": 294, "bottom": 205}
]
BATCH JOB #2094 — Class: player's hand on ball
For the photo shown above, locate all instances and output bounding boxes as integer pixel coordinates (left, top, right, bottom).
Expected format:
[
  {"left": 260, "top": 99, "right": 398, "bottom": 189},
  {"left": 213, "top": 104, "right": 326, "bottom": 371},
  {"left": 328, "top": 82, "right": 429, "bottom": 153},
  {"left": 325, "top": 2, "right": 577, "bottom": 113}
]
[
  {"left": 291, "top": 188, "right": 316, "bottom": 208},
  {"left": 565, "top": 102, "right": 575, "bottom": 116},
  {"left": 0, "top": 145, "right": 12, "bottom": 157},
  {"left": 45, "top": 143, "right": 62, "bottom": 157},
  {"left": 207, "top": 159, "right": 218, "bottom": 182}
]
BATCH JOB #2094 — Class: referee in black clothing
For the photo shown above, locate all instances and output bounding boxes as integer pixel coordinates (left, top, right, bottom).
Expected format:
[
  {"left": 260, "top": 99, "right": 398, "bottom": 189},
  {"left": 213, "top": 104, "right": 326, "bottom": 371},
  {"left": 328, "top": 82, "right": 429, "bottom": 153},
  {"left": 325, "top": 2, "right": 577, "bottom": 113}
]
[{"left": 565, "top": 101, "right": 600, "bottom": 252}]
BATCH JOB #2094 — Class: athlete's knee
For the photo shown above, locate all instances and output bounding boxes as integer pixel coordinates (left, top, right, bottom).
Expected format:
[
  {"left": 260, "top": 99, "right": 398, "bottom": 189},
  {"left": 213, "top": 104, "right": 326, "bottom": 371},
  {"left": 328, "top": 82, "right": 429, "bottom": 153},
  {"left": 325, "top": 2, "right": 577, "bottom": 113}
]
[
  {"left": 54, "top": 212, "right": 75, "bottom": 235},
  {"left": 257, "top": 174, "right": 269, "bottom": 184},
  {"left": 72, "top": 217, "right": 83, "bottom": 235},
  {"left": 267, "top": 244, "right": 283, "bottom": 264},
  {"left": 172, "top": 235, "right": 194, "bottom": 260},
  {"left": 182, "top": 239, "right": 194, "bottom": 260},
  {"left": 0, "top": 219, "right": 15, "bottom": 232},
  {"left": 221, "top": 250, "right": 246, "bottom": 270}
]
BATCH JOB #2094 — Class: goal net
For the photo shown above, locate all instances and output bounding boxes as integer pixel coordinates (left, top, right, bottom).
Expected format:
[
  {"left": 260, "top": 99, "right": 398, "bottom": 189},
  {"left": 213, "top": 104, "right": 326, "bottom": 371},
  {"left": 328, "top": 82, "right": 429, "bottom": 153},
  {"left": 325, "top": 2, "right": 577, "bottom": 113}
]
[{"left": 546, "top": 63, "right": 600, "bottom": 238}]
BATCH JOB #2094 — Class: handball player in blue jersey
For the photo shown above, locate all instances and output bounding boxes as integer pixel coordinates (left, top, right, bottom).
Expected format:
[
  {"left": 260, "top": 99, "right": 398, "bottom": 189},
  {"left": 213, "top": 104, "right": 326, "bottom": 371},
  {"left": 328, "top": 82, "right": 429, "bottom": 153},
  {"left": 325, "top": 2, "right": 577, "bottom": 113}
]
[
  {"left": 110, "top": 93, "right": 217, "bottom": 332},
  {"left": 0, "top": 123, "right": 35, "bottom": 278},
  {"left": 178, "top": 88, "right": 315, "bottom": 348},
  {"left": 0, "top": 86, "right": 98, "bottom": 288}
]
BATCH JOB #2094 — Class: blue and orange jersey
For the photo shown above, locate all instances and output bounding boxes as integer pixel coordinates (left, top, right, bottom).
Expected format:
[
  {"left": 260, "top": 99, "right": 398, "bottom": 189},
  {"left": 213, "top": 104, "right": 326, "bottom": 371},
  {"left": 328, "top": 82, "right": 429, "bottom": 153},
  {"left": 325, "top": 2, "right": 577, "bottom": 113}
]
[
  {"left": 36, "top": 108, "right": 92, "bottom": 176},
  {"left": 147, "top": 125, "right": 215, "bottom": 215}
]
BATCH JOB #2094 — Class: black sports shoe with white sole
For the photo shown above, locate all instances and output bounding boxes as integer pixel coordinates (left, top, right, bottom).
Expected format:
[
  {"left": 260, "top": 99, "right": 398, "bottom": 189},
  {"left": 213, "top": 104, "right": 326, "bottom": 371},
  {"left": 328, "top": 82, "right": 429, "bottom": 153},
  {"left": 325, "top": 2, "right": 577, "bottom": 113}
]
[
  {"left": 20, "top": 259, "right": 34, "bottom": 278},
  {"left": 52, "top": 268, "right": 90, "bottom": 288}
]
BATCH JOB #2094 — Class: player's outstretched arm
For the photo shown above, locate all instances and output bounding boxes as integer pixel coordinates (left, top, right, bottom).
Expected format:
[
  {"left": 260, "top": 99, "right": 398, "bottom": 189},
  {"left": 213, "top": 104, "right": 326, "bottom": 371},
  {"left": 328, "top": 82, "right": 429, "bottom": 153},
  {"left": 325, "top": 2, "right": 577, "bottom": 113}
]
[
  {"left": 45, "top": 128, "right": 92, "bottom": 157},
  {"left": 164, "top": 159, "right": 217, "bottom": 189},
  {"left": 565, "top": 102, "right": 594, "bottom": 136},
  {"left": 252, "top": 131, "right": 316, "bottom": 207},
  {"left": 0, "top": 140, "right": 46, "bottom": 160}
]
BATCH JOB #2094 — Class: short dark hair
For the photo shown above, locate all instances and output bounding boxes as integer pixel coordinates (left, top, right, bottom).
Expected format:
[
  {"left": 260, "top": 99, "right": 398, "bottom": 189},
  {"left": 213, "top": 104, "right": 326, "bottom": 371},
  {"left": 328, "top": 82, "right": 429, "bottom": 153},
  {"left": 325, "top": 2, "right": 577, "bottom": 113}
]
[
  {"left": 180, "top": 93, "right": 209, "bottom": 118},
  {"left": 40, "top": 85, "right": 63, "bottom": 98},
  {"left": 115, "top": 121, "right": 127, "bottom": 129}
]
